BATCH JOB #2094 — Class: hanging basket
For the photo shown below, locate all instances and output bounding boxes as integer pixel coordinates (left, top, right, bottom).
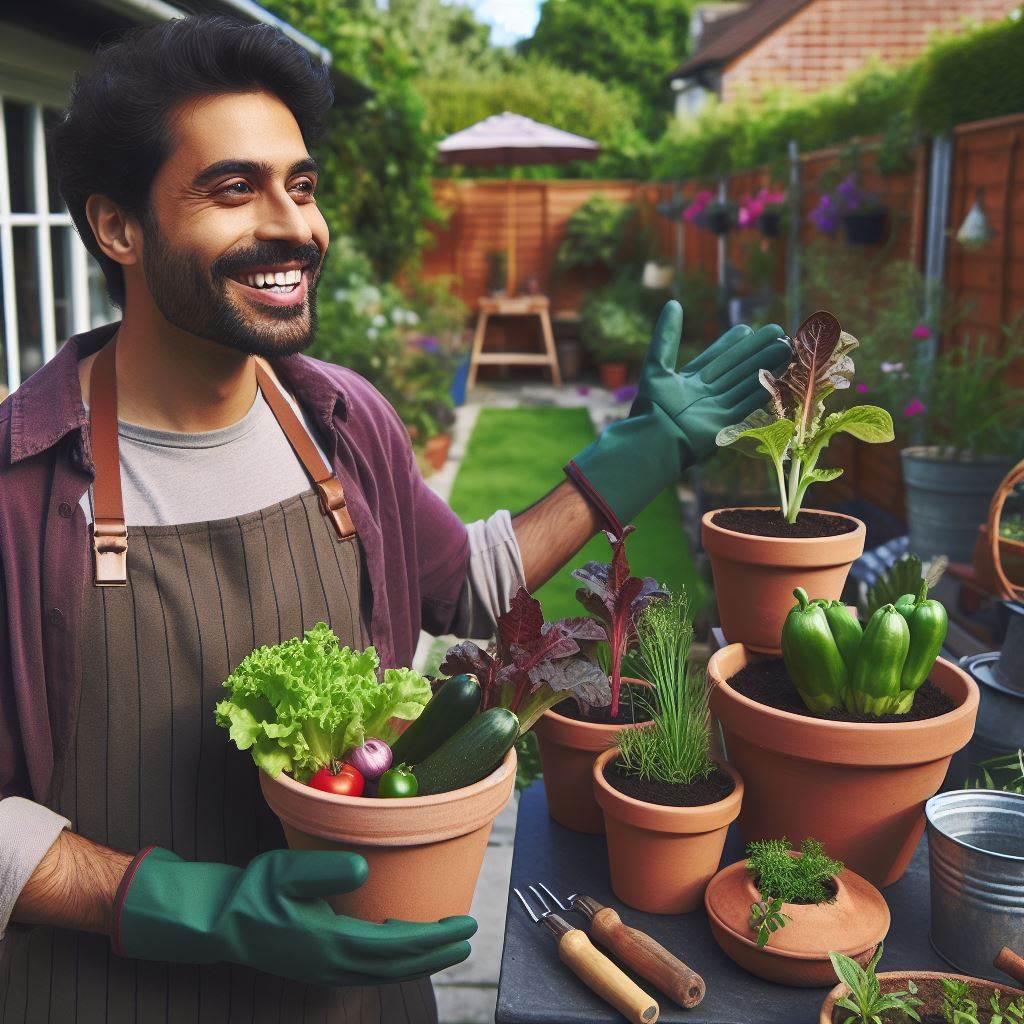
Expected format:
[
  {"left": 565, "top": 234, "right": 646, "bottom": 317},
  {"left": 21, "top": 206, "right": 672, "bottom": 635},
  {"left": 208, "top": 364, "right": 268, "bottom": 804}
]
[
  {"left": 842, "top": 210, "right": 887, "bottom": 245},
  {"left": 758, "top": 211, "right": 782, "bottom": 237},
  {"left": 706, "top": 208, "right": 735, "bottom": 235}
]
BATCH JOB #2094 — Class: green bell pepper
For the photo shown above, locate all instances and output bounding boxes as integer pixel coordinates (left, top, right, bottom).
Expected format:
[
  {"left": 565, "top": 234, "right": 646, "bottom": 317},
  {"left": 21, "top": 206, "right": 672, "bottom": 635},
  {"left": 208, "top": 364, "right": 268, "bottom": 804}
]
[
  {"left": 847, "top": 604, "right": 910, "bottom": 716},
  {"left": 894, "top": 582, "right": 948, "bottom": 713},
  {"left": 781, "top": 588, "right": 848, "bottom": 713}
]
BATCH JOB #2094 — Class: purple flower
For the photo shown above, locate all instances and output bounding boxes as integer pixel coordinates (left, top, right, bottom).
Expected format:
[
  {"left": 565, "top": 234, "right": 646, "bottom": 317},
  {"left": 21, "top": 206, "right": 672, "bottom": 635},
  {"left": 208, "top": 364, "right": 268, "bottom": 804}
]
[
  {"left": 911, "top": 324, "right": 931, "bottom": 340},
  {"left": 577, "top": 385, "right": 591, "bottom": 396},
  {"left": 856, "top": 383, "right": 869, "bottom": 393},
  {"left": 903, "top": 397, "right": 926, "bottom": 418},
  {"left": 415, "top": 336, "right": 440, "bottom": 353},
  {"left": 612, "top": 385, "right": 638, "bottom": 404},
  {"left": 810, "top": 195, "right": 839, "bottom": 234}
]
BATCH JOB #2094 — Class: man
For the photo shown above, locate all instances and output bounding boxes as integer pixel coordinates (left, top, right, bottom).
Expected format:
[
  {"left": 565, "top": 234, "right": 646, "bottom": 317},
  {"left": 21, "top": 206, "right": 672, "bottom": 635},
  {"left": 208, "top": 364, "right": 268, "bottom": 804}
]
[{"left": 0, "top": 15, "right": 789, "bottom": 1023}]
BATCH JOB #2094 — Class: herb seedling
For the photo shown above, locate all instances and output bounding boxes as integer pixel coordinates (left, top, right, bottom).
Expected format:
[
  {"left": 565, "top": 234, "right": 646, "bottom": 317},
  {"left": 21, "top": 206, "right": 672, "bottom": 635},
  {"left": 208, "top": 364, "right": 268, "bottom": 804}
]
[
  {"left": 829, "top": 944, "right": 922, "bottom": 1024},
  {"left": 441, "top": 587, "right": 610, "bottom": 733},
  {"left": 750, "top": 898, "right": 790, "bottom": 949},
  {"left": 716, "top": 311, "right": 894, "bottom": 523},
  {"left": 616, "top": 591, "right": 714, "bottom": 786}
]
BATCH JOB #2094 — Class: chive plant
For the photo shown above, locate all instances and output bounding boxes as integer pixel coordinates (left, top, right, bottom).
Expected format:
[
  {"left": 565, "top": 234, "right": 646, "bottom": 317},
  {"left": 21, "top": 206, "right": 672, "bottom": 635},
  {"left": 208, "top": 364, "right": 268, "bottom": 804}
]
[{"left": 616, "top": 592, "right": 714, "bottom": 786}]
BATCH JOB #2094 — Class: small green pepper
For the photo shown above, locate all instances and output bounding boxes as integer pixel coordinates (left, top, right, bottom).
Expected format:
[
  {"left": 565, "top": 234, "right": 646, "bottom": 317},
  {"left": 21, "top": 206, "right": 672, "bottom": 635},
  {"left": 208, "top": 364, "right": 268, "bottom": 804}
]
[
  {"left": 378, "top": 764, "right": 418, "bottom": 799},
  {"left": 781, "top": 588, "right": 847, "bottom": 713},
  {"left": 822, "top": 600, "right": 863, "bottom": 676},
  {"left": 894, "top": 582, "right": 948, "bottom": 713},
  {"left": 848, "top": 604, "right": 910, "bottom": 716}
]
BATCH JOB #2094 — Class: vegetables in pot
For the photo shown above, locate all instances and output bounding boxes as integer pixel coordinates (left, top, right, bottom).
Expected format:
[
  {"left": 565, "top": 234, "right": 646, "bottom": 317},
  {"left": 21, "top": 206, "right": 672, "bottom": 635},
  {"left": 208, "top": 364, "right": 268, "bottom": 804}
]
[
  {"left": 390, "top": 674, "right": 481, "bottom": 765},
  {"left": 895, "top": 582, "right": 948, "bottom": 713},
  {"left": 308, "top": 762, "right": 364, "bottom": 797},
  {"left": 413, "top": 707, "right": 520, "bottom": 796},
  {"left": 378, "top": 765, "right": 418, "bottom": 799},
  {"left": 347, "top": 739, "right": 392, "bottom": 781},
  {"left": 781, "top": 588, "right": 849, "bottom": 713}
]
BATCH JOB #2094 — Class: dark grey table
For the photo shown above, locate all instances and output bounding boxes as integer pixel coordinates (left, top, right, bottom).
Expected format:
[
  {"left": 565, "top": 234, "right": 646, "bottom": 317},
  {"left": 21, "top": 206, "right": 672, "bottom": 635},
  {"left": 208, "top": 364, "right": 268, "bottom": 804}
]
[{"left": 496, "top": 782, "right": 948, "bottom": 1024}]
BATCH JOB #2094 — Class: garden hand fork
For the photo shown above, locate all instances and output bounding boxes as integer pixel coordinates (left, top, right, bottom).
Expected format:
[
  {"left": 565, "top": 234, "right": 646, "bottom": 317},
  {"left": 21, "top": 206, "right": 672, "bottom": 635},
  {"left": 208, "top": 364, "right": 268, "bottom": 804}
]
[{"left": 514, "top": 885, "right": 659, "bottom": 1024}]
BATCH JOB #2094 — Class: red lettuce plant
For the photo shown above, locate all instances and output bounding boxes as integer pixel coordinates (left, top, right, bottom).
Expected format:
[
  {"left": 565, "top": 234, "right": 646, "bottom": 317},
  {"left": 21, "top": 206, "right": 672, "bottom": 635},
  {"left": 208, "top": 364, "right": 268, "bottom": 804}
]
[
  {"left": 441, "top": 588, "right": 609, "bottom": 733},
  {"left": 572, "top": 526, "right": 667, "bottom": 717}
]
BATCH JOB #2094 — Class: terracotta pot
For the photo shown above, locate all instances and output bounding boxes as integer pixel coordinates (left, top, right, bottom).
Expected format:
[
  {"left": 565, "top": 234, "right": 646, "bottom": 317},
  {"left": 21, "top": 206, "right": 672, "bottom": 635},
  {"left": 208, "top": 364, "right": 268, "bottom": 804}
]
[
  {"left": 534, "top": 679, "right": 650, "bottom": 834},
  {"left": 708, "top": 645, "right": 979, "bottom": 888},
  {"left": 819, "top": 971, "right": 1024, "bottom": 1024},
  {"left": 593, "top": 747, "right": 743, "bottom": 914},
  {"left": 423, "top": 433, "right": 451, "bottom": 471},
  {"left": 599, "top": 362, "right": 628, "bottom": 390},
  {"left": 259, "top": 748, "right": 516, "bottom": 923},
  {"left": 704, "top": 855, "right": 890, "bottom": 987},
  {"left": 701, "top": 508, "right": 866, "bottom": 652}
]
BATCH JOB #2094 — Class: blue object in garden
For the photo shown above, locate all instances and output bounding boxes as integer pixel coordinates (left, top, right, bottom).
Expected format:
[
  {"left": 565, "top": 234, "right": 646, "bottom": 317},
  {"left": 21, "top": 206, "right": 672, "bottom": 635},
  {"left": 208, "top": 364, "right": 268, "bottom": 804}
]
[{"left": 450, "top": 355, "right": 470, "bottom": 406}]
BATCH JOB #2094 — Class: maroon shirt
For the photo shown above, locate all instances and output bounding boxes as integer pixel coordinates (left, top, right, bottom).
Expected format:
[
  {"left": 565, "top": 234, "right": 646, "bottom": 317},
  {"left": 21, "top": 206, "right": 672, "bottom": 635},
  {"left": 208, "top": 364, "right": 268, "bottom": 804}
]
[{"left": 0, "top": 323, "right": 470, "bottom": 804}]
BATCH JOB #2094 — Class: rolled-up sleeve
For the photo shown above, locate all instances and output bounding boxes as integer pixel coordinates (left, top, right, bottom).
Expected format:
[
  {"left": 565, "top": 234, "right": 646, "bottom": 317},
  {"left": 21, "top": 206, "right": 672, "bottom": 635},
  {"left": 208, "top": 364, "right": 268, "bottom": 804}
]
[
  {"left": 0, "top": 798, "right": 69, "bottom": 935},
  {"left": 452, "top": 511, "right": 526, "bottom": 639}
]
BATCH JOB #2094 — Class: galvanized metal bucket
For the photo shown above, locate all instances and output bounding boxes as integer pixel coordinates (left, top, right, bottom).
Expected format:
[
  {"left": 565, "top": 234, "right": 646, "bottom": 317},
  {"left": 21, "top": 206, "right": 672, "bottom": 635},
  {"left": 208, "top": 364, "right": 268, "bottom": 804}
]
[{"left": 926, "top": 790, "right": 1024, "bottom": 980}]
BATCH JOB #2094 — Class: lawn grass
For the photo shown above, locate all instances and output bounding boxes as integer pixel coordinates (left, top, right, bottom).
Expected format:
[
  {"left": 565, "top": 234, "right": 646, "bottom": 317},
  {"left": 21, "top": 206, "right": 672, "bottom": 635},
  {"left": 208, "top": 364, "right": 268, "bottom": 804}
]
[{"left": 448, "top": 407, "right": 705, "bottom": 621}]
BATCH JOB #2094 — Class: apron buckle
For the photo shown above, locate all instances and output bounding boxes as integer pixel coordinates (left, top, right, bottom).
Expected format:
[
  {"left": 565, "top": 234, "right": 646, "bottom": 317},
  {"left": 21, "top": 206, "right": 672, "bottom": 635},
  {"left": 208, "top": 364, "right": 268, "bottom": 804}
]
[
  {"left": 93, "top": 518, "right": 128, "bottom": 586},
  {"left": 316, "top": 477, "right": 357, "bottom": 541}
]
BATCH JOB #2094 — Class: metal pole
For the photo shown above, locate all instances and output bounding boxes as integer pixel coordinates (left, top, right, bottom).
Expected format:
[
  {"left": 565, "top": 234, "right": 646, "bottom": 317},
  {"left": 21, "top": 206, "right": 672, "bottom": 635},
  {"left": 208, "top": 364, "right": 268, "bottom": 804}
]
[
  {"left": 786, "top": 139, "right": 801, "bottom": 333},
  {"left": 922, "top": 133, "right": 952, "bottom": 361},
  {"left": 717, "top": 177, "right": 727, "bottom": 293},
  {"left": 673, "top": 184, "right": 684, "bottom": 276}
]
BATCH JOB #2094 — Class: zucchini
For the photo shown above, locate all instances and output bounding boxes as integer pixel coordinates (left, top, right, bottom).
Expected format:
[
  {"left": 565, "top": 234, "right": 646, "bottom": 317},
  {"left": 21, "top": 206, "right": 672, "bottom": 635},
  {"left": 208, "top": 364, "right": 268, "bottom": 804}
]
[
  {"left": 391, "top": 674, "right": 481, "bottom": 766},
  {"left": 413, "top": 708, "right": 519, "bottom": 796}
]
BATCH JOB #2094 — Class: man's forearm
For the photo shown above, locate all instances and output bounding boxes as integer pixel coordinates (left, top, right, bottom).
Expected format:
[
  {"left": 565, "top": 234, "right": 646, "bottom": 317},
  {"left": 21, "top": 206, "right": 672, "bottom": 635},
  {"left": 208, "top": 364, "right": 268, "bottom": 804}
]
[
  {"left": 12, "top": 829, "right": 132, "bottom": 935},
  {"left": 512, "top": 480, "right": 601, "bottom": 593}
]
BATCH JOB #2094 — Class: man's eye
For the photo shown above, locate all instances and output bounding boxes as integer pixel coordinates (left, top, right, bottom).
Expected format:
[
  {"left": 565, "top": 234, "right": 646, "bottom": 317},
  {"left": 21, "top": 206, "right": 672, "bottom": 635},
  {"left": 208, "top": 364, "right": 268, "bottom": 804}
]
[
  {"left": 291, "top": 180, "right": 316, "bottom": 196},
  {"left": 222, "top": 181, "right": 252, "bottom": 196}
]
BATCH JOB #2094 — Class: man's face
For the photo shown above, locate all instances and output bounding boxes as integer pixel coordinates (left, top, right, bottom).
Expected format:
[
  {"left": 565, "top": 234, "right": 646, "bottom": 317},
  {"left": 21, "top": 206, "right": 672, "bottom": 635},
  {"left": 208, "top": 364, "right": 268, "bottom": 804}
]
[{"left": 139, "top": 90, "right": 329, "bottom": 357}]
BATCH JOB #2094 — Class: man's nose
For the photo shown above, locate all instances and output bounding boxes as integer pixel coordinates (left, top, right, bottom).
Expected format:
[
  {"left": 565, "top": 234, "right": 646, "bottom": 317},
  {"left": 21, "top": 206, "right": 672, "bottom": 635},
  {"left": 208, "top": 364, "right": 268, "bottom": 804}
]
[{"left": 254, "top": 189, "right": 314, "bottom": 246}]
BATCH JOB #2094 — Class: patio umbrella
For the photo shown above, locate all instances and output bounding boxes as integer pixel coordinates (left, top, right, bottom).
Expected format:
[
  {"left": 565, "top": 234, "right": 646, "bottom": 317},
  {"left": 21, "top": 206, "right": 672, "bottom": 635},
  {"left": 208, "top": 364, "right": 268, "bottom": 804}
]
[{"left": 437, "top": 112, "right": 600, "bottom": 294}]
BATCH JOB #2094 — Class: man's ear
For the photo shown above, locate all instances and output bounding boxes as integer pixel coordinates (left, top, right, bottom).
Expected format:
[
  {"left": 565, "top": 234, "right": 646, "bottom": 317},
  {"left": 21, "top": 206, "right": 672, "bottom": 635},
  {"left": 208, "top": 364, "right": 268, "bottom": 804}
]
[{"left": 85, "top": 194, "right": 141, "bottom": 268}]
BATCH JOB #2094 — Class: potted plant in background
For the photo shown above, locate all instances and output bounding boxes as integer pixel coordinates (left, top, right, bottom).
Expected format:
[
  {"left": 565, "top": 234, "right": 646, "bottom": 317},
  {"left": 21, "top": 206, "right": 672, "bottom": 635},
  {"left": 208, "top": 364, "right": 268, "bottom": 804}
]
[
  {"left": 594, "top": 591, "right": 743, "bottom": 914},
  {"left": 881, "top": 324, "right": 1024, "bottom": 563},
  {"left": 531, "top": 527, "right": 667, "bottom": 833},
  {"left": 555, "top": 195, "right": 631, "bottom": 284},
  {"left": 580, "top": 278, "right": 658, "bottom": 389},
  {"left": 705, "top": 837, "right": 889, "bottom": 987},
  {"left": 486, "top": 249, "right": 508, "bottom": 296},
  {"left": 739, "top": 188, "right": 788, "bottom": 238},
  {"left": 705, "top": 310, "right": 893, "bottom": 650},
  {"left": 708, "top": 574, "right": 979, "bottom": 887},
  {"left": 702, "top": 198, "right": 738, "bottom": 236},
  {"left": 810, "top": 174, "right": 887, "bottom": 245}
]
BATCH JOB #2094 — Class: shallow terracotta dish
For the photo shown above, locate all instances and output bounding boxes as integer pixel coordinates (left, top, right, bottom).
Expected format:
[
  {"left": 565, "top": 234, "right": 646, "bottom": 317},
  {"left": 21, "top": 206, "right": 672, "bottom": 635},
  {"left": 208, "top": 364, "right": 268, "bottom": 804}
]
[
  {"left": 534, "top": 678, "right": 650, "bottom": 834},
  {"left": 701, "top": 507, "right": 866, "bottom": 652},
  {"left": 704, "top": 856, "right": 890, "bottom": 987},
  {"left": 260, "top": 748, "right": 516, "bottom": 923},
  {"left": 593, "top": 747, "right": 743, "bottom": 914},
  {"left": 819, "top": 971, "right": 1024, "bottom": 1023},
  {"left": 708, "top": 645, "right": 979, "bottom": 887}
]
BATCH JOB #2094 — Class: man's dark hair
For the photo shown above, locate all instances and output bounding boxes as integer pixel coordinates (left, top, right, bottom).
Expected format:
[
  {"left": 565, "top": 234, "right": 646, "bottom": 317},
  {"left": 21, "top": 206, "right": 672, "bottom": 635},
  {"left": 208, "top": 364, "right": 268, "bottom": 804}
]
[{"left": 52, "top": 15, "right": 334, "bottom": 308}]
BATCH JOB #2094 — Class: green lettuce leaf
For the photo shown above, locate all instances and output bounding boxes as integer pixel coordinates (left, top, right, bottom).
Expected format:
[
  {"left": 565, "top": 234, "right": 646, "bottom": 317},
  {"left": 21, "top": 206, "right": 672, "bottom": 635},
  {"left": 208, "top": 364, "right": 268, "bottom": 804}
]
[{"left": 214, "top": 622, "right": 430, "bottom": 781}]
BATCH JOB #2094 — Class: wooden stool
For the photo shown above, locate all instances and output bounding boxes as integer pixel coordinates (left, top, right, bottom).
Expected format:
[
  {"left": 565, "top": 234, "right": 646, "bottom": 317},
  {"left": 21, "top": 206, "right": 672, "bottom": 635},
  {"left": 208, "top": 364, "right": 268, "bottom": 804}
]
[{"left": 467, "top": 294, "right": 563, "bottom": 389}]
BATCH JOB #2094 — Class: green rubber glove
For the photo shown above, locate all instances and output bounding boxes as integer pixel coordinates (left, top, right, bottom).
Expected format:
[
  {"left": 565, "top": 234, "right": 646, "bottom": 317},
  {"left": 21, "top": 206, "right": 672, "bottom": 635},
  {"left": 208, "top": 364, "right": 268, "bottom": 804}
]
[
  {"left": 113, "top": 847, "right": 476, "bottom": 986},
  {"left": 566, "top": 301, "right": 790, "bottom": 529}
]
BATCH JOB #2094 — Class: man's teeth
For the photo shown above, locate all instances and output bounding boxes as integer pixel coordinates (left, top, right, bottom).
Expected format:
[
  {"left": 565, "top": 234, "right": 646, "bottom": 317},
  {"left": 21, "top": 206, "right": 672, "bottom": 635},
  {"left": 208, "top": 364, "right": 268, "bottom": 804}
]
[{"left": 243, "top": 269, "right": 303, "bottom": 288}]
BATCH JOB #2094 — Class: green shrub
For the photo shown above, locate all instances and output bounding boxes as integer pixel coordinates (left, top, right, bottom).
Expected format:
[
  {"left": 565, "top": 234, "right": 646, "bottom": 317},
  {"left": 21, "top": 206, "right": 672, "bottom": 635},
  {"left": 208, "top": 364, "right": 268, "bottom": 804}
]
[
  {"left": 580, "top": 274, "right": 660, "bottom": 363},
  {"left": 555, "top": 196, "right": 632, "bottom": 272},
  {"left": 747, "top": 837, "right": 844, "bottom": 905}
]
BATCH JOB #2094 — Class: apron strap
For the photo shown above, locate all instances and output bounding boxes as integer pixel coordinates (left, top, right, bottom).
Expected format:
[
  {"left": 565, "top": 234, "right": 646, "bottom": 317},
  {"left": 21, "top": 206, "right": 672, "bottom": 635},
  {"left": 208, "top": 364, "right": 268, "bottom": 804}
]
[{"left": 89, "top": 344, "right": 357, "bottom": 586}]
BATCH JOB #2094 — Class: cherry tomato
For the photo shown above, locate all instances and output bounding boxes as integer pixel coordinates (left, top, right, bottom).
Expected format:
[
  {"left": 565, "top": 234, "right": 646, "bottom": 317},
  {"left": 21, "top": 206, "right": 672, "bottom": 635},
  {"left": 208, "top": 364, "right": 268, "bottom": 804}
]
[
  {"left": 377, "top": 764, "right": 418, "bottom": 799},
  {"left": 308, "top": 762, "right": 364, "bottom": 797}
]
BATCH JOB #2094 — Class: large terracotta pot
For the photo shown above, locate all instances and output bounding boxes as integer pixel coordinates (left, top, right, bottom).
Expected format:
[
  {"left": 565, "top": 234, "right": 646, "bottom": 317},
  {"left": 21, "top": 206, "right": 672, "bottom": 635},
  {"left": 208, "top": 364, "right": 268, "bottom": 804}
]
[
  {"left": 819, "top": 971, "right": 1024, "bottom": 1024},
  {"left": 593, "top": 747, "right": 743, "bottom": 914},
  {"left": 534, "top": 679, "right": 650, "bottom": 834},
  {"left": 701, "top": 508, "right": 866, "bottom": 652},
  {"left": 704, "top": 855, "right": 889, "bottom": 987},
  {"left": 598, "top": 362, "right": 628, "bottom": 390},
  {"left": 708, "top": 645, "right": 979, "bottom": 887},
  {"left": 259, "top": 748, "right": 516, "bottom": 923}
]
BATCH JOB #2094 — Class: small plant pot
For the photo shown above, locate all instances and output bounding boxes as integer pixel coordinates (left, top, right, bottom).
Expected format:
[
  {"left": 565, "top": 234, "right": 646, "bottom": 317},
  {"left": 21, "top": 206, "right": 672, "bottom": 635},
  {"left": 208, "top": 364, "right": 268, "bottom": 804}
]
[
  {"left": 842, "top": 210, "right": 887, "bottom": 245},
  {"left": 707, "top": 209, "right": 734, "bottom": 235},
  {"left": 819, "top": 971, "right": 1024, "bottom": 1024},
  {"left": 704, "top": 856, "right": 890, "bottom": 987},
  {"left": 534, "top": 679, "right": 650, "bottom": 834},
  {"left": 556, "top": 339, "right": 582, "bottom": 381},
  {"left": 423, "top": 433, "right": 452, "bottom": 471},
  {"left": 708, "top": 645, "right": 979, "bottom": 887},
  {"left": 701, "top": 507, "right": 866, "bottom": 651},
  {"left": 592, "top": 747, "right": 743, "bottom": 914},
  {"left": 598, "top": 362, "right": 629, "bottom": 390},
  {"left": 758, "top": 211, "right": 782, "bottom": 237},
  {"left": 259, "top": 748, "right": 516, "bottom": 923}
]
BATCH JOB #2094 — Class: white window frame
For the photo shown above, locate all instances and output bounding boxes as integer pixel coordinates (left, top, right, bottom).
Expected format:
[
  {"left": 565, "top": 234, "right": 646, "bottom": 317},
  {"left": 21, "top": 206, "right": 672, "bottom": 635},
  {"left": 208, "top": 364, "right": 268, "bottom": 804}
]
[{"left": 0, "top": 93, "right": 92, "bottom": 394}]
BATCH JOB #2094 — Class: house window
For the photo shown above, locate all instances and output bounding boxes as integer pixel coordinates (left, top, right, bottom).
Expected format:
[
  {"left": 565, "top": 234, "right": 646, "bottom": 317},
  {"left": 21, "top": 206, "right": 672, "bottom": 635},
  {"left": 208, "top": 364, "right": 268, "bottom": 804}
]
[{"left": 0, "top": 96, "right": 115, "bottom": 397}]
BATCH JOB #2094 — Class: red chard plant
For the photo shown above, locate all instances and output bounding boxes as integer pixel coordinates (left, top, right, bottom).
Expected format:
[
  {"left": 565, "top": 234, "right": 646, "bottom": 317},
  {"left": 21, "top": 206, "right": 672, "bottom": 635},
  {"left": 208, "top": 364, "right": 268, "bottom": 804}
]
[
  {"left": 572, "top": 526, "right": 667, "bottom": 717},
  {"left": 441, "top": 588, "right": 609, "bottom": 733}
]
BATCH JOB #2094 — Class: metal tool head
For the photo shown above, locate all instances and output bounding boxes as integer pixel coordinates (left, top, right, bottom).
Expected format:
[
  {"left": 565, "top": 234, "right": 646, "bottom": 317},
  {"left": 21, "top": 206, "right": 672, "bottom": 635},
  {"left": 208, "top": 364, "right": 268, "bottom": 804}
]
[
  {"left": 534, "top": 883, "right": 569, "bottom": 912},
  {"left": 514, "top": 885, "right": 574, "bottom": 939}
]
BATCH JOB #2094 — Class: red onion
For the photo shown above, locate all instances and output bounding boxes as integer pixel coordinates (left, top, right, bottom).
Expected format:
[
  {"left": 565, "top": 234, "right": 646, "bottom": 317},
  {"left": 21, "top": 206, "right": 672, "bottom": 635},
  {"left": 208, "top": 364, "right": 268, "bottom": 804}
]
[{"left": 347, "top": 738, "right": 392, "bottom": 781}]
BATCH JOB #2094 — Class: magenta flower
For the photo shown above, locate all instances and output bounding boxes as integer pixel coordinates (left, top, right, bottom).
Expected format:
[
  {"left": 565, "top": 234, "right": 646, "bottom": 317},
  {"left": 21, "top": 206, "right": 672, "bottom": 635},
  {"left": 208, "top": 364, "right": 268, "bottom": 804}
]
[
  {"left": 577, "top": 386, "right": 591, "bottom": 396},
  {"left": 684, "top": 190, "right": 714, "bottom": 222},
  {"left": 612, "top": 385, "right": 638, "bottom": 404},
  {"left": 856, "top": 383, "right": 869, "bottom": 393},
  {"left": 902, "top": 398, "right": 926, "bottom": 418},
  {"left": 911, "top": 324, "right": 931, "bottom": 340}
]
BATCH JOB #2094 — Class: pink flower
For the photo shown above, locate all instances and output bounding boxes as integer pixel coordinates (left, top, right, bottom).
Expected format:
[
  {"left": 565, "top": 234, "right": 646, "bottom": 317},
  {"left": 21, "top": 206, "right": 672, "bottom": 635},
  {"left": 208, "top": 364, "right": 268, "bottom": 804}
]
[
  {"left": 856, "top": 383, "right": 869, "bottom": 393},
  {"left": 902, "top": 397, "right": 926, "bottom": 418},
  {"left": 684, "top": 190, "right": 714, "bottom": 222},
  {"left": 911, "top": 324, "right": 931, "bottom": 340}
]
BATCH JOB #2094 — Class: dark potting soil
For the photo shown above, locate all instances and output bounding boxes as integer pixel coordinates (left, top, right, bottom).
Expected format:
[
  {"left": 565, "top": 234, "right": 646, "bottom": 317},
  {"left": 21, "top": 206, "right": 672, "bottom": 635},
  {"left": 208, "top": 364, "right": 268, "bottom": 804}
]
[
  {"left": 729, "top": 658, "right": 956, "bottom": 723},
  {"left": 603, "top": 759, "right": 736, "bottom": 808},
  {"left": 711, "top": 508, "right": 857, "bottom": 539},
  {"left": 554, "top": 683, "right": 653, "bottom": 725}
]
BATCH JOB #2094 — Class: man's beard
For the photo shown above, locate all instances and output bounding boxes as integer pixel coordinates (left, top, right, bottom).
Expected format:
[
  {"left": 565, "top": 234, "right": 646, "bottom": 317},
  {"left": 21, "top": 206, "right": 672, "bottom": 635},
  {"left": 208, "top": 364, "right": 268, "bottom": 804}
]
[{"left": 140, "top": 215, "right": 323, "bottom": 358}]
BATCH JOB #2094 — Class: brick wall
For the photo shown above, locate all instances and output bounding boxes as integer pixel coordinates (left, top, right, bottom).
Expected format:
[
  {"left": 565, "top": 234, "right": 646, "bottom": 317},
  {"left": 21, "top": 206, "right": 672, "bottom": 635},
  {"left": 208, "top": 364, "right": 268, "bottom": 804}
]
[{"left": 721, "top": 0, "right": 1016, "bottom": 102}]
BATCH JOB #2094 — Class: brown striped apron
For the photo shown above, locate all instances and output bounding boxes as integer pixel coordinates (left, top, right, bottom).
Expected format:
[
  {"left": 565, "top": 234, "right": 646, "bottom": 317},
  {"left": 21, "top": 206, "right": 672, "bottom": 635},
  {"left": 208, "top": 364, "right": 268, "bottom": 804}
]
[{"left": 1, "top": 346, "right": 437, "bottom": 1023}]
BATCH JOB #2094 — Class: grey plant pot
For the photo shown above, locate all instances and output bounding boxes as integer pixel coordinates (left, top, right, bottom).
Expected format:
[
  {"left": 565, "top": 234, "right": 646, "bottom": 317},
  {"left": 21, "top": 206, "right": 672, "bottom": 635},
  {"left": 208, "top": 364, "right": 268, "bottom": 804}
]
[
  {"left": 902, "top": 447, "right": 1016, "bottom": 563},
  {"left": 926, "top": 790, "right": 1024, "bottom": 980}
]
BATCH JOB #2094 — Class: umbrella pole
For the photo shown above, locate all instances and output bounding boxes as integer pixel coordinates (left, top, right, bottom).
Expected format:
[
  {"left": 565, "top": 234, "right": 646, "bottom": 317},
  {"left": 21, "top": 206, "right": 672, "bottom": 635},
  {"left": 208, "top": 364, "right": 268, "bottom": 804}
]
[{"left": 506, "top": 178, "right": 517, "bottom": 297}]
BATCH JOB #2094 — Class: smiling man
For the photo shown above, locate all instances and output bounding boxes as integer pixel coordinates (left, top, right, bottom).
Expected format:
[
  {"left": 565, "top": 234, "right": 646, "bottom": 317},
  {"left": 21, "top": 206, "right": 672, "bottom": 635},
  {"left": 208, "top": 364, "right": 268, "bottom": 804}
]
[{"left": 0, "top": 15, "right": 789, "bottom": 1024}]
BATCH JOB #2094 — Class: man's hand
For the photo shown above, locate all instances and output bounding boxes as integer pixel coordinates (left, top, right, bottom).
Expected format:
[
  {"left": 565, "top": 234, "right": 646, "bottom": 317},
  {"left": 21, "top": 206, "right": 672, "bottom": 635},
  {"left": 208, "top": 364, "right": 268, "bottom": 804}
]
[{"left": 565, "top": 301, "right": 790, "bottom": 530}]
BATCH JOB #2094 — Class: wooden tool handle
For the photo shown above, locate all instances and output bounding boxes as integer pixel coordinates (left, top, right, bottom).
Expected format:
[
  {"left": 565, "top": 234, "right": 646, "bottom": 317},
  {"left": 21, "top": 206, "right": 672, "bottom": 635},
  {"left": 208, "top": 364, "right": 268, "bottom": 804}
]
[
  {"left": 995, "top": 946, "right": 1024, "bottom": 986},
  {"left": 590, "top": 906, "right": 706, "bottom": 1009},
  {"left": 557, "top": 928, "right": 659, "bottom": 1024}
]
